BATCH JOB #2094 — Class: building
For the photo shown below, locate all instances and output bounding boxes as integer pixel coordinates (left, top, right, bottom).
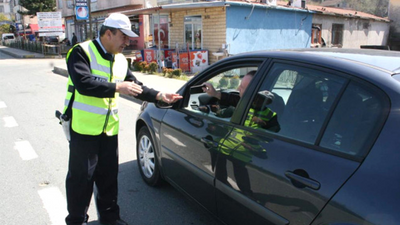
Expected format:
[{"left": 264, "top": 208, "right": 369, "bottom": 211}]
[
  {"left": 0, "top": 0, "right": 12, "bottom": 20},
  {"left": 58, "top": 0, "right": 152, "bottom": 51},
  {"left": 118, "top": 0, "right": 390, "bottom": 71},
  {"left": 309, "top": 4, "right": 390, "bottom": 48}
]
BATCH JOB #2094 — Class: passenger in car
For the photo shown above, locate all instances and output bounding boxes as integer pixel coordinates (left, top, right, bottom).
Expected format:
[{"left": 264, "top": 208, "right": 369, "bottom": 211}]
[{"left": 246, "top": 90, "right": 280, "bottom": 132}]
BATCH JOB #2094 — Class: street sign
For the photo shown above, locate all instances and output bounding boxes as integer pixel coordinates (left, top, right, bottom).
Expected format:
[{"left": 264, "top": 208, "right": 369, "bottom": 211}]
[{"left": 76, "top": 6, "right": 89, "bottom": 20}]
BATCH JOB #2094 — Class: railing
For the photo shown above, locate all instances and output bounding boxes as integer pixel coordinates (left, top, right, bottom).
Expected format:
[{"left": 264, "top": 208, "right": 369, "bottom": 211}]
[{"left": 1, "top": 39, "right": 72, "bottom": 57}]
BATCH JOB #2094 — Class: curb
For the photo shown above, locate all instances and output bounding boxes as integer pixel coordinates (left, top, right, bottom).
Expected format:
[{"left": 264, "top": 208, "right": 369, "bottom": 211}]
[
  {"left": 0, "top": 49, "right": 21, "bottom": 58},
  {"left": 0, "top": 47, "right": 63, "bottom": 59}
]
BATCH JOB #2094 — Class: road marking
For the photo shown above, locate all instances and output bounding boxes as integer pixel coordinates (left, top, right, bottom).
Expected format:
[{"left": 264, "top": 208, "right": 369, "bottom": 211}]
[
  {"left": 3, "top": 116, "right": 18, "bottom": 127},
  {"left": 38, "top": 186, "right": 68, "bottom": 225},
  {"left": 14, "top": 140, "right": 38, "bottom": 160},
  {"left": 0, "top": 101, "right": 6, "bottom": 108}
]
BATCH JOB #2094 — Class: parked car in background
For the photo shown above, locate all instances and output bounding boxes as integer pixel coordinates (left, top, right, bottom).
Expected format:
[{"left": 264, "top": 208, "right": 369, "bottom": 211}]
[
  {"left": 1, "top": 33, "right": 16, "bottom": 43},
  {"left": 135, "top": 48, "right": 400, "bottom": 225}
]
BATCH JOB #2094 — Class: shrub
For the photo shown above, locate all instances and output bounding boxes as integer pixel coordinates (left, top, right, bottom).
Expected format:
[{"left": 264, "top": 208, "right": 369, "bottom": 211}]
[
  {"left": 172, "top": 68, "right": 182, "bottom": 77},
  {"left": 143, "top": 64, "right": 150, "bottom": 73},
  {"left": 139, "top": 61, "right": 148, "bottom": 73},
  {"left": 148, "top": 62, "right": 158, "bottom": 74},
  {"left": 165, "top": 69, "right": 174, "bottom": 78},
  {"left": 219, "top": 77, "right": 229, "bottom": 88},
  {"left": 162, "top": 67, "right": 168, "bottom": 76},
  {"left": 133, "top": 61, "right": 143, "bottom": 71},
  {"left": 229, "top": 75, "right": 240, "bottom": 88}
]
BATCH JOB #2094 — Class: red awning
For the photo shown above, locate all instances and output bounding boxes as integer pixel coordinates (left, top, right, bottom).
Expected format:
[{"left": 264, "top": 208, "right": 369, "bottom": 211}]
[{"left": 28, "top": 24, "right": 39, "bottom": 32}]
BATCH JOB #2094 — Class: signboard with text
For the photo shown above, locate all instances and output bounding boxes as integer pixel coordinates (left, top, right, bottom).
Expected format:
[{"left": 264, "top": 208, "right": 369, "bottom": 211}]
[{"left": 37, "top": 12, "right": 63, "bottom": 32}]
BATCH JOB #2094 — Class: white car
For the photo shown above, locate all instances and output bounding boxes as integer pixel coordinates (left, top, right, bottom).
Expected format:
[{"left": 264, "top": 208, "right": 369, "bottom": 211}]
[{"left": 1, "top": 33, "right": 16, "bottom": 43}]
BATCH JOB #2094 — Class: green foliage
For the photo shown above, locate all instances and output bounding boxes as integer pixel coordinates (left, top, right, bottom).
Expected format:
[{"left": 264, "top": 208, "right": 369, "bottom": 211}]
[
  {"left": 229, "top": 75, "right": 240, "bottom": 89},
  {"left": 148, "top": 62, "right": 158, "bottom": 74},
  {"left": 219, "top": 77, "right": 229, "bottom": 88},
  {"left": 346, "top": 0, "right": 389, "bottom": 17},
  {"left": 0, "top": 14, "right": 11, "bottom": 35},
  {"left": 18, "top": 0, "right": 56, "bottom": 16},
  {"left": 162, "top": 67, "right": 173, "bottom": 78},
  {"left": 139, "top": 61, "right": 148, "bottom": 72},
  {"left": 132, "top": 61, "right": 142, "bottom": 71},
  {"left": 172, "top": 68, "right": 182, "bottom": 77}
]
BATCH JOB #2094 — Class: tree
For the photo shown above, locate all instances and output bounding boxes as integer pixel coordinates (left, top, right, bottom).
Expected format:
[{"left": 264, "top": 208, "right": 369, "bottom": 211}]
[
  {"left": 345, "top": 0, "right": 389, "bottom": 17},
  {"left": 18, "top": 0, "right": 56, "bottom": 17},
  {"left": 0, "top": 14, "right": 11, "bottom": 35}
]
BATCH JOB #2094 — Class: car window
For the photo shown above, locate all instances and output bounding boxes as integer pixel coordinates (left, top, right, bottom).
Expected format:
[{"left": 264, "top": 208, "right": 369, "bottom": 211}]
[
  {"left": 320, "top": 81, "right": 387, "bottom": 158},
  {"left": 251, "top": 63, "right": 346, "bottom": 144},
  {"left": 185, "top": 66, "right": 258, "bottom": 121}
]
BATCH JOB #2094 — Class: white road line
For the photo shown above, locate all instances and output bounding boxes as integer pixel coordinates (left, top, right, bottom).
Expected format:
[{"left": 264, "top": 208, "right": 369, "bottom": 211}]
[
  {"left": 3, "top": 116, "right": 18, "bottom": 127},
  {"left": 0, "top": 101, "right": 6, "bottom": 108},
  {"left": 38, "top": 186, "right": 68, "bottom": 225},
  {"left": 14, "top": 140, "right": 38, "bottom": 160}
]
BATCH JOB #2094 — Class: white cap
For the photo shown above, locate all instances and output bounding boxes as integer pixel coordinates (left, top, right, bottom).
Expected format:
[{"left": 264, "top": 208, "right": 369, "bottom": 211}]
[{"left": 103, "top": 13, "right": 138, "bottom": 37}]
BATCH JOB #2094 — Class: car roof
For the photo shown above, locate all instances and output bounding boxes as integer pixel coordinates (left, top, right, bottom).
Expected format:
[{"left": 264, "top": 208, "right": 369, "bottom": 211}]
[{"left": 231, "top": 48, "right": 400, "bottom": 74}]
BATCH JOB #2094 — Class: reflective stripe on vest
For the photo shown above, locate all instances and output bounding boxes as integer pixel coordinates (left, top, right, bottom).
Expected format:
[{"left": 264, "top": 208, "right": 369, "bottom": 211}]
[
  {"left": 245, "top": 108, "right": 276, "bottom": 128},
  {"left": 63, "top": 40, "right": 127, "bottom": 136}
]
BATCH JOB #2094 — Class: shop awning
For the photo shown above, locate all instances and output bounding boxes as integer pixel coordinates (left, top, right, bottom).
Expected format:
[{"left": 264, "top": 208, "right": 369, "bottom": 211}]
[{"left": 119, "top": 1, "right": 228, "bottom": 15}]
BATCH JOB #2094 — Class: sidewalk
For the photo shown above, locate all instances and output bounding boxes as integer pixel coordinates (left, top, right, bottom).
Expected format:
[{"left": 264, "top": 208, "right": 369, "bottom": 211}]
[
  {"left": 0, "top": 45, "right": 62, "bottom": 59},
  {"left": 51, "top": 57, "right": 187, "bottom": 94},
  {"left": 0, "top": 45, "right": 187, "bottom": 95}
]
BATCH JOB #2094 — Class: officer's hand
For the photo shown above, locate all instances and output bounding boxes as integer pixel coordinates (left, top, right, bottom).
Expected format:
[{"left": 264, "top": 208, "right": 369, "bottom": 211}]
[{"left": 117, "top": 82, "right": 143, "bottom": 96}]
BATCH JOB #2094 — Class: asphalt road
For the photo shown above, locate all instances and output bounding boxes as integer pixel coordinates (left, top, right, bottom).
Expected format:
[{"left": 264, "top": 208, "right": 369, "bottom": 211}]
[{"left": 0, "top": 53, "right": 220, "bottom": 225}]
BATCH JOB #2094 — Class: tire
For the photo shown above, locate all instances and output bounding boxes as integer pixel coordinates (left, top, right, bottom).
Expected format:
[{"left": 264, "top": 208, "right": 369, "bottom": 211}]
[{"left": 136, "top": 126, "right": 163, "bottom": 186}]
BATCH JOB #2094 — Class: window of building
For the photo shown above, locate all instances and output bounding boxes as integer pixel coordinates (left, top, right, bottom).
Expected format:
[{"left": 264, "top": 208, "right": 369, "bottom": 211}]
[
  {"left": 331, "top": 24, "right": 344, "bottom": 47},
  {"left": 131, "top": 16, "right": 140, "bottom": 37},
  {"left": 184, "top": 15, "right": 202, "bottom": 50},
  {"left": 0, "top": 6, "right": 4, "bottom": 13}
]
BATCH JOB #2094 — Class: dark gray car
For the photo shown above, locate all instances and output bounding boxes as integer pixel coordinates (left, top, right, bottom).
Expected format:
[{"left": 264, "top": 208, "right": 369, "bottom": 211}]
[{"left": 135, "top": 49, "right": 400, "bottom": 225}]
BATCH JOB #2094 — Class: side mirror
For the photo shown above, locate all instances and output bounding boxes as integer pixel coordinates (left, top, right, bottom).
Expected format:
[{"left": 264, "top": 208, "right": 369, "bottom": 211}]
[
  {"left": 155, "top": 100, "right": 174, "bottom": 109},
  {"left": 190, "top": 84, "right": 205, "bottom": 94}
]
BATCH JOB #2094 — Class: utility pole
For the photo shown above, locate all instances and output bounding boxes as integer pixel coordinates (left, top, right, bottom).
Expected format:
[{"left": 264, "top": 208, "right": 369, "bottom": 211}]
[{"left": 88, "top": 0, "right": 92, "bottom": 40}]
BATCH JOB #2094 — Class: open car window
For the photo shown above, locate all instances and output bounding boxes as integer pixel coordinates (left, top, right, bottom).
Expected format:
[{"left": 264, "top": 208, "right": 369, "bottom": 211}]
[{"left": 185, "top": 67, "right": 258, "bottom": 121}]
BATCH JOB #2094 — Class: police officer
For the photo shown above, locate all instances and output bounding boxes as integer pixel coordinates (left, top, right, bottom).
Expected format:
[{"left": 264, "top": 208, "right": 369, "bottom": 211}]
[{"left": 63, "top": 13, "right": 181, "bottom": 225}]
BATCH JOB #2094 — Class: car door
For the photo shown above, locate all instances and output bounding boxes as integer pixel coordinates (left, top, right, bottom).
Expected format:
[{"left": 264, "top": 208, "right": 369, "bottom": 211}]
[
  {"left": 215, "top": 61, "right": 374, "bottom": 225},
  {"left": 159, "top": 59, "right": 264, "bottom": 214}
]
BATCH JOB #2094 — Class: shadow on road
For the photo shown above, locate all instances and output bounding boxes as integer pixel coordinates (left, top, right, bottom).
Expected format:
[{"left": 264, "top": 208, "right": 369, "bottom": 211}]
[{"left": 86, "top": 159, "right": 221, "bottom": 225}]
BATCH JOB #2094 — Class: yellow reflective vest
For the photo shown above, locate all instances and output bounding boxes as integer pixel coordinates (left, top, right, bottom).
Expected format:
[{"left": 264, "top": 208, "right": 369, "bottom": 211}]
[
  {"left": 63, "top": 41, "right": 127, "bottom": 136},
  {"left": 219, "top": 108, "right": 275, "bottom": 162}
]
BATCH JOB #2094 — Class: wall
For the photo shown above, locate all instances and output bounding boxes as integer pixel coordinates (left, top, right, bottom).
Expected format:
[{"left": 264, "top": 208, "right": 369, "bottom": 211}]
[
  {"left": 226, "top": 4, "right": 313, "bottom": 55},
  {"left": 313, "top": 14, "right": 389, "bottom": 48},
  {"left": 169, "top": 7, "right": 226, "bottom": 64}
]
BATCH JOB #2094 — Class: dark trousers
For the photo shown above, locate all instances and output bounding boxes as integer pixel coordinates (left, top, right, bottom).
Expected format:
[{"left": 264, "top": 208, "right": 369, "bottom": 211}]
[{"left": 65, "top": 129, "right": 120, "bottom": 225}]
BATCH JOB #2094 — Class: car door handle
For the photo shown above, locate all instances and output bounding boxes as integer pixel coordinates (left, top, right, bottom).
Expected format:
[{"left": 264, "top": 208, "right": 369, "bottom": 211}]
[
  {"left": 285, "top": 171, "right": 321, "bottom": 190},
  {"left": 201, "top": 136, "right": 219, "bottom": 148}
]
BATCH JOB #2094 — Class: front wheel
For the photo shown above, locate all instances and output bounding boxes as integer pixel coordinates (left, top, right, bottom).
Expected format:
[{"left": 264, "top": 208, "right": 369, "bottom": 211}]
[{"left": 136, "top": 126, "right": 163, "bottom": 186}]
